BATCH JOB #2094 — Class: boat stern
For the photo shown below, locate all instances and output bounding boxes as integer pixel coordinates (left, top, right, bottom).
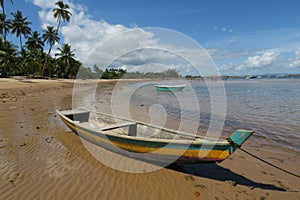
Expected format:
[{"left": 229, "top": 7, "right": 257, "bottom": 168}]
[{"left": 227, "top": 129, "right": 254, "bottom": 150}]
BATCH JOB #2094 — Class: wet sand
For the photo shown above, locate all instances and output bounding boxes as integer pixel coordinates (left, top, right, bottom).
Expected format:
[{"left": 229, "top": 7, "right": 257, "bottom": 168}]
[{"left": 0, "top": 78, "right": 299, "bottom": 199}]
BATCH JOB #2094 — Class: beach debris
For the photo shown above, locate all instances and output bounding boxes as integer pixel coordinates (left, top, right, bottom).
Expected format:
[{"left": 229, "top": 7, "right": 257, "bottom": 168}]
[
  {"left": 195, "top": 184, "right": 206, "bottom": 189},
  {"left": 274, "top": 180, "right": 289, "bottom": 190},
  {"left": 194, "top": 191, "right": 200, "bottom": 197},
  {"left": 9, "top": 173, "right": 20, "bottom": 185},
  {"left": 36, "top": 126, "right": 41, "bottom": 129},
  {"left": 45, "top": 137, "right": 54, "bottom": 143},
  {"left": 19, "top": 143, "right": 27, "bottom": 147},
  {"left": 184, "top": 175, "right": 195, "bottom": 181},
  {"left": 225, "top": 180, "right": 237, "bottom": 186},
  {"left": 261, "top": 170, "right": 267, "bottom": 175}
]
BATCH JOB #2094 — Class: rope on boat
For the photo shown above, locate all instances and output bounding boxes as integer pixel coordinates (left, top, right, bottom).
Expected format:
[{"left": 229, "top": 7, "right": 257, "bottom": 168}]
[{"left": 239, "top": 148, "right": 300, "bottom": 179}]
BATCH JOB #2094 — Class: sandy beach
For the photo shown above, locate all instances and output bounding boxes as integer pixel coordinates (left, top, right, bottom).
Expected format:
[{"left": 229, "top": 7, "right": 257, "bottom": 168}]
[{"left": 0, "top": 78, "right": 299, "bottom": 200}]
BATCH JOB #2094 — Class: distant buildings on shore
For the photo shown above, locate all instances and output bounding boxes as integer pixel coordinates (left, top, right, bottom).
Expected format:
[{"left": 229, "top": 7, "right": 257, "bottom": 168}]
[{"left": 185, "top": 74, "right": 300, "bottom": 80}]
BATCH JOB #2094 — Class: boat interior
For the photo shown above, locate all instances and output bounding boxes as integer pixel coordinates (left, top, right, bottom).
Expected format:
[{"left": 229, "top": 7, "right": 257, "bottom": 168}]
[{"left": 61, "top": 109, "right": 208, "bottom": 141}]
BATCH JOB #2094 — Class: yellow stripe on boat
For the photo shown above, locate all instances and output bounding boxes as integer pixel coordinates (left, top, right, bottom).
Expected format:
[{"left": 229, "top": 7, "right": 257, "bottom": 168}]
[{"left": 62, "top": 117, "right": 230, "bottom": 160}]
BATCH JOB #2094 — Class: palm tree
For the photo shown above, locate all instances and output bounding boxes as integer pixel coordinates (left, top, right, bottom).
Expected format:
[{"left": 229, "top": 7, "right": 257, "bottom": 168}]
[
  {"left": 25, "top": 47, "right": 46, "bottom": 76},
  {"left": 0, "top": 37, "right": 17, "bottom": 77},
  {"left": 42, "top": 26, "right": 59, "bottom": 56},
  {"left": 41, "top": 26, "right": 59, "bottom": 75},
  {"left": 55, "top": 43, "right": 77, "bottom": 78},
  {"left": 10, "top": 10, "right": 32, "bottom": 50},
  {"left": 18, "top": 48, "right": 29, "bottom": 75},
  {"left": 25, "top": 31, "right": 44, "bottom": 51},
  {"left": 53, "top": 1, "right": 72, "bottom": 34},
  {"left": 0, "top": 0, "right": 13, "bottom": 17},
  {"left": 0, "top": 13, "right": 11, "bottom": 41}
]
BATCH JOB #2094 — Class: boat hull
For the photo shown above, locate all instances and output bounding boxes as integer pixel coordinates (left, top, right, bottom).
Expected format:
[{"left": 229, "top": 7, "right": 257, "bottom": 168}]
[{"left": 57, "top": 110, "right": 253, "bottom": 164}]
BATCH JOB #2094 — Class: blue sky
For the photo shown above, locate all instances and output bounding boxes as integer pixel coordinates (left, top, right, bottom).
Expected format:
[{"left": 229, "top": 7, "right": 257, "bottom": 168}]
[{"left": 4, "top": 0, "right": 300, "bottom": 75}]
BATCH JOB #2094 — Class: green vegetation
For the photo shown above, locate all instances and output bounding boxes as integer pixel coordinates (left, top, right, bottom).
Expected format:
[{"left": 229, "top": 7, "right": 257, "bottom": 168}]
[
  {"left": 76, "top": 67, "right": 181, "bottom": 79},
  {"left": 123, "top": 69, "right": 180, "bottom": 79},
  {"left": 0, "top": 0, "right": 80, "bottom": 78}
]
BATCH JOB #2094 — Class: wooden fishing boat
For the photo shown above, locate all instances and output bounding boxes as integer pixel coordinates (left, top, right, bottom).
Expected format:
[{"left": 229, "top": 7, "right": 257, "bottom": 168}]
[
  {"left": 155, "top": 84, "right": 186, "bottom": 91},
  {"left": 57, "top": 109, "right": 253, "bottom": 164}
]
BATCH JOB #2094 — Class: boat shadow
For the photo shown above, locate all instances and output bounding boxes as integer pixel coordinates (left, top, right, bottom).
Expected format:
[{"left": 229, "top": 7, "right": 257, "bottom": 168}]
[
  {"left": 166, "top": 163, "right": 286, "bottom": 191},
  {"left": 56, "top": 130, "right": 285, "bottom": 192}
]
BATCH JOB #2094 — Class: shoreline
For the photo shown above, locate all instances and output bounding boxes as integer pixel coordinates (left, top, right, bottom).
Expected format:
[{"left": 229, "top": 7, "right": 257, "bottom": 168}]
[{"left": 0, "top": 78, "right": 299, "bottom": 199}]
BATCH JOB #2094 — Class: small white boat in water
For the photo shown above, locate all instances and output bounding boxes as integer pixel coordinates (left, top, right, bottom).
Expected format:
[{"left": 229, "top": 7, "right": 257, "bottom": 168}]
[{"left": 155, "top": 84, "right": 186, "bottom": 91}]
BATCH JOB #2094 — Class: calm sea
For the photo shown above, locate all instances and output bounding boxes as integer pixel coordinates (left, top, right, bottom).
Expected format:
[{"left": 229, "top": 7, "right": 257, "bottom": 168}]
[{"left": 118, "top": 79, "right": 300, "bottom": 153}]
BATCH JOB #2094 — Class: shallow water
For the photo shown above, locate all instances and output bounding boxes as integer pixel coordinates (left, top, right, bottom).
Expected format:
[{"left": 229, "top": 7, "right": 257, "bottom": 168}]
[
  {"left": 106, "top": 79, "right": 300, "bottom": 153},
  {"left": 224, "top": 80, "right": 300, "bottom": 149}
]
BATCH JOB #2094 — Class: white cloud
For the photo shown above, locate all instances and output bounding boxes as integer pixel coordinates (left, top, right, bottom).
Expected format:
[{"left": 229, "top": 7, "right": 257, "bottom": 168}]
[
  {"left": 288, "top": 48, "right": 300, "bottom": 68},
  {"left": 29, "top": 0, "right": 220, "bottom": 76},
  {"left": 28, "top": 0, "right": 56, "bottom": 9},
  {"left": 240, "top": 51, "right": 279, "bottom": 69},
  {"left": 38, "top": 9, "right": 57, "bottom": 29},
  {"left": 217, "top": 26, "right": 237, "bottom": 34},
  {"left": 218, "top": 63, "right": 235, "bottom": 71},
  {"left": 29, "top": 0, "right": 134, "bottom": 61},
  {"left": 294, "top": 48, "right": 300, "bottom": 59},
  {"left": 216, "top": 48, "right": 300, "bottom": 74}
]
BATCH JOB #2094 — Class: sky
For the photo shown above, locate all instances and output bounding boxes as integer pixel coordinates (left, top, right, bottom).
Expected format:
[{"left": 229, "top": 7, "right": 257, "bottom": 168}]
[{"left": 4, "top": 0, "right": 300, "bottom": 76}]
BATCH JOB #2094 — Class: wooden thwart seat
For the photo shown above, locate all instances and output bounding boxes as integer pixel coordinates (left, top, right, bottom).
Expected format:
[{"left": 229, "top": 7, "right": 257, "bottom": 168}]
[{"left": 100, "top": 122, "right": 137, "bottom": 136}]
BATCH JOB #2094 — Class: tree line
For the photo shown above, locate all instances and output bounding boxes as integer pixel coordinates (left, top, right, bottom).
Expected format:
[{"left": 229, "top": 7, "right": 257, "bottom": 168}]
[{"left": 76, "top": 66, "right": 181, "bottom": 79}]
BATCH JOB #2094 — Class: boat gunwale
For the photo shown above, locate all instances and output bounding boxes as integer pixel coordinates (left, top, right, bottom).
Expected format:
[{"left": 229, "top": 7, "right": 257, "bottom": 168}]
[{"left": 56, "top": 109, "right": 230, "bottom": 146}]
